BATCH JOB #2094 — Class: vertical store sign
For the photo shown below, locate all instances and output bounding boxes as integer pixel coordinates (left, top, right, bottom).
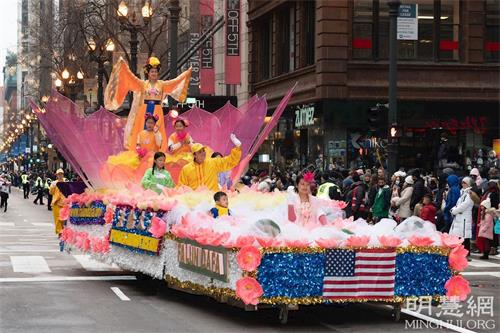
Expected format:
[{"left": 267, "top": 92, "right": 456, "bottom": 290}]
[
  {"left": 200, "top": 0, "right": 215, "bottom": 94},
  {"left": 397, "top": 4, "right": 418, "bottom": 40},
  {"left": 189, "top": 0, "right": 200, "bottom": 95},
  {"left": 225, "top": 0, "right": 241, "bottom": 84}
]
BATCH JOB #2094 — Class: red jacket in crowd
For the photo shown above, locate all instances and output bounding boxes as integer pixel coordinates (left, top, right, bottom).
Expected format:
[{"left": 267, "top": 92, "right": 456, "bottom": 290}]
[{"left": 420, "top": 203, "right": 437, "bottom": 224}]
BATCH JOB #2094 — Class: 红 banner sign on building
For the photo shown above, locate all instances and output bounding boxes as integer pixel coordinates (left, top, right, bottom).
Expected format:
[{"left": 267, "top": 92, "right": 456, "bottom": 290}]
[
  {"left": 200, "top": 0, "right": 215, "bottom": 94},
  {"left": 225, "top": 0, "right": 241, "bottom": 84},
  {"left": 397, "top": 4, "right": 418, "bottom": 40}
]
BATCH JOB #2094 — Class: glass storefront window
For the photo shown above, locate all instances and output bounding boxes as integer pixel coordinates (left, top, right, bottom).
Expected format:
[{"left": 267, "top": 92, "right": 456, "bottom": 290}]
[
  {"left": 353, "top": 0, "right": 373, "bottom": 59},
  {"left": 439, "top": 0, "right": 460, "bottom": 61}
]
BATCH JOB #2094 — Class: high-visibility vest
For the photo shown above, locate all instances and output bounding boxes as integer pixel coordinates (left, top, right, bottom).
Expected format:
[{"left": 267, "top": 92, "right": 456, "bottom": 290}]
[
  {"left": 21, "top": 174, "right": 29, "bottom": 184},
  {"left": 317, "top": 182, "right": 335, "bottom": 199}
]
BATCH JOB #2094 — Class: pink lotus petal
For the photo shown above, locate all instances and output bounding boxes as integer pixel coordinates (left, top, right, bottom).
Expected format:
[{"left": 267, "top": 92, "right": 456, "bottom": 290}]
[
  {"left": 315, "top": 237, "right": 339, "bottom": 248},
  {"left": 378, "top": 235, "right": 402, "bottom": 247},
  {"left": 441, "top": 233, "right": 463, "bottom": 248},
  {"left": 235, "top": 236, "right": 256, "bottom": 248},
  {"left": 256, "top": 237, "right": 281, "bottom": 248},
  {"left": 345, "top": 235, "right": 370, "bottom": 247},
  {"left": 409, "top": 236, "right": 435, "bottom": 247},
  {"left": 284, "top": 239, "right": 311, "bottom": 248},
  {"left": 149, "top": 216, "right": 167, "bottom": 238}
]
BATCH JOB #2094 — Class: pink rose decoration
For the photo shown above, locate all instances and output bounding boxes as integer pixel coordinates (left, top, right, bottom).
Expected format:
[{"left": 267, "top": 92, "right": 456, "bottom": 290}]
[
  {"left": 378, "top": 235, "right": 402, "bottom": 247},
  {"left": 236, "top": 277, "right": 263, "bottom": 305},
  {"left": 315, "top": 237, "right": 339, "bottom": 248},
  {"left": 284, "top": 239, "right": 311, "bottom": 248},
  {"left": 448, "top": 244, "right": 469, "bottom": 271},
  {"left": 59, "top": 205, "right": 70, "bottom": 221},
  {"left": 440, "top": 233, "right": 463, "bottom": 248},
  {"left": 149, "top": 216, "right": 167, "bottom": 238},
  {"left": 206, "top": 232, "right": 230, "bottom": 247},
  {"left": 408, "top": 236, "right": 434, "bottom": 247},
  {"left": 104, "top": 207, "right": 114, "bottom": 224},
  {"left": 345, "top": 235, "right": 370, "bottom": 247},
  {"left": 445, "top": 275, "right": 471, "bottom": 301},
  {"left": 81, "top": 237, "right": 91, "bottom": 251},
  {"left": 256, "top": 237, "right": 282, "bottom": 248},
  {"left": 236, "top": 246, "right": 262, "bottom": 272}
]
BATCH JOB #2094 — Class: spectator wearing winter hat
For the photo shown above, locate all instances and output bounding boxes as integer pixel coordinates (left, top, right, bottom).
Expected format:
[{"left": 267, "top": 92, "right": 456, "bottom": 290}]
[
  {"left": 391, "top": 176, "right": 414, "bottom": 222},
  {"left": 450, "top": 177, "right": 476, "bottom": 260}
]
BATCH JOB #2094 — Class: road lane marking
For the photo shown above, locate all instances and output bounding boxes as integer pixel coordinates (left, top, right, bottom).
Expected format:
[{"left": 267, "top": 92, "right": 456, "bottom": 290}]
[
  {"left": 462, "top": 271, "right": 500, "bottom": 278},
  {"left": 10, "top": 256, "right": 51, "bottom": 273},
  {"left": 111, "top": 287, "right": 131, "bottom": 301},
  {"left": 0, "top": 222, "right": 15, "bottom": 227},
  {"left": 0, "top": 275, "right": 137, "bottom": 283},
  {"left": 467, "top": 260, "right": 500, "bottom": 268},
  {"left": 31, "top": 223, "right": 53, "bottom": 227},
  {"left": 73, "top": 255, "right": 121, "bottom": 271},
  {"left": 0, "top": 249, "right": 60, "bottom": 253}
]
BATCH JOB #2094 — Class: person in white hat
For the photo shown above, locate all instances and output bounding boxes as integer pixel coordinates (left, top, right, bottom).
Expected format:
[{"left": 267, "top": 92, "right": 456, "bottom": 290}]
[
  {"left": 450, "top": 177, "right": 475, "bottom": 260},
  {"left": 390, "top": 176, "right": 414, "bottom": 221},
  {"left": 477, "top": 198, "right": 496, "bottom": 260}
]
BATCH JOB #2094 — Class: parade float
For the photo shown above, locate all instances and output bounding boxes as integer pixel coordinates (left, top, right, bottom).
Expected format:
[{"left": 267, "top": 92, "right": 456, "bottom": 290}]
[{"left": 30, "top": 58, "right": 471, "bottom": 323}]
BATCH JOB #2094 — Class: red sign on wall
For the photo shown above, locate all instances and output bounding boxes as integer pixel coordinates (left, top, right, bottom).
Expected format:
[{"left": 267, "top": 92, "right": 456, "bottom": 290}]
[{"left": 424, "top": 116, "right": 488, "bottom": 135}]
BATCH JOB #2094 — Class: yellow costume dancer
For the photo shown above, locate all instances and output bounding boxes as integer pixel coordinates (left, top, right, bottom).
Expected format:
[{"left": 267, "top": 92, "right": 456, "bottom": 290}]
[
  {"left": 103, "top": 57, "right": 191, "bottom": 185},
  {"left": 49, "top": 169, "right": 67, "bottom": 235}
]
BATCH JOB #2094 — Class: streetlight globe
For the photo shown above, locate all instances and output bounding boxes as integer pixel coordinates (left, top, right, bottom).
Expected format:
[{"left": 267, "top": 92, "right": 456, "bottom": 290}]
[
  {"left": 21, "top": 119, "right": 26, "bottom": 125},
  {"left": 142, "top": 1, "right": 153, "bottom": 19},
  {"left": 117, "top": 0, "right": 128, "bottom": 17},
  {"left": 77, "top": 71, "right": 84, "bottom": 80},
  {"left": 88, "top": 39, "right": 97, "bottom": 51},
  {"left": 106, "top": 39, "right": 115, "bottom": 52},
  {"left": 55, "top": 78, "right": 62, "bottom": 87},
  {"left": 62, "top": 69, "right": 70, "bottom": 79}
]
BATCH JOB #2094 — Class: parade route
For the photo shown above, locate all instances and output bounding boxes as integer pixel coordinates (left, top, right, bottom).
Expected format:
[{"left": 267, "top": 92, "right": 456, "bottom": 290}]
[{"left": 0, "top": 188, "right": 498, "bottom": 333}]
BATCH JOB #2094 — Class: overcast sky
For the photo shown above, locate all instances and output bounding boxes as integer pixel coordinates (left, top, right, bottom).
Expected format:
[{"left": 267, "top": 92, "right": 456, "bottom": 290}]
[{"left": 0, "top": 0, "right": 18, "bottom": 83}]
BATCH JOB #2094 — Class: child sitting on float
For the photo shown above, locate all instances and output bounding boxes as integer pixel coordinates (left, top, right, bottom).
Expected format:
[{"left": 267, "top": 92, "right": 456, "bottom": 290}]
[
  {"left": 141, "top": 152, "right": 175, "bottom": 194},
  {"left": 137, "top": 114, "right": 163, "bottom": 157},
  {"left": 210, "top": 191, "right": 232, "bottom": 218},
  {"left": 287, "top": 172, "right": 327, "bottom": 226},
  {"left": 167, "top": 117, "right": 193, "bottom": 155}
]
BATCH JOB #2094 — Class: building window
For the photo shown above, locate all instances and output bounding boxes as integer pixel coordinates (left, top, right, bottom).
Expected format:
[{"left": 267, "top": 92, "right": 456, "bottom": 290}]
[
  {"left": 304, "top": 0, "right": 315, "bottom": 65},
  {"left": 352, "top": 0, "right": 460, "bottom": 61},
  {"left": 276, "top": 5, "right": 295, "bottom": 75},
  {"left": 438, "top": 0, "right": 460, "bottom": 61},
  {"left": 352, "top": 0, "right": 373, "bottom": 59},
  {"left": 21, "top": 0, "right": 28, "bottom": 36},
  {"left": 485, "top": 0, "right": 500, "bottom": 62},
  {"left": 258, "top": 17, "right": 272, "bottom": 80}
]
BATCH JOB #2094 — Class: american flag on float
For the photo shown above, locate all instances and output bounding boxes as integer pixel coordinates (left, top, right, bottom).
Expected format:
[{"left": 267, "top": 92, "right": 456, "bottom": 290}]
[{"left": 322, "top": 248, "right": 396, "bottom": 299}]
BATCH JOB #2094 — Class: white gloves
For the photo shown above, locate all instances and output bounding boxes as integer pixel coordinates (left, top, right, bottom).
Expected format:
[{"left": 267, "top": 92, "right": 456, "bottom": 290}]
[{"left": 230, "top": 133, "right": 241, "bottom": 147}]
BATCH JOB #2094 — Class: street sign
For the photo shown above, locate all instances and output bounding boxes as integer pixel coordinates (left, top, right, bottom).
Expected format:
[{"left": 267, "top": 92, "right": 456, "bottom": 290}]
[
  {"left": 25, "top": 148, "right": 30, "bottom": 154},
  {"left": 397, "top": 4, "right": 418, "bottom": 40}
]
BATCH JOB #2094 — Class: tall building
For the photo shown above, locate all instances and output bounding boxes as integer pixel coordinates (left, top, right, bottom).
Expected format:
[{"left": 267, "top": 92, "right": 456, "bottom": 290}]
[{"left": 247, "top": 0, "right": 499, "bottom": 171}]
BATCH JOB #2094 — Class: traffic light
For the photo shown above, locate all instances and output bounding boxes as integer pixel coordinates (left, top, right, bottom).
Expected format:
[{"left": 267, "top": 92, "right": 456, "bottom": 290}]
[{"left": 367, "top": 106, "right": 380, "bottom": 133}]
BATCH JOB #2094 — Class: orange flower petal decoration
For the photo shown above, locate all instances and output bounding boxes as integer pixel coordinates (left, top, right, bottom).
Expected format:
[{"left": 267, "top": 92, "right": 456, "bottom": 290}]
[
  {"left": 378, "top": 235, "right": 402, "bottom": 247},
  {"left": 236, "top": 246, "right": 262, "bottom": 272},
  {"left": 448, "top": 244, "right": 469, "bottom": 271},
  {"left": 440, "top": 233, "right": 463, "bottom": 248},
  {"left": 315, "top": 237, "right": 339, "bottom": 248},
  {"left": 236, "top": 277, "right": 263, "bottom": 305},
  {"left": 445, "top": 275, "right": 471, "bottom": 301}
]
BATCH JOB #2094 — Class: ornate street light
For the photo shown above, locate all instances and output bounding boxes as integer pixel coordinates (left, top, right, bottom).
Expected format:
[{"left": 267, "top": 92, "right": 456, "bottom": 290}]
[{"left": 61, "top": 68, "right": 70, "bottom": 80}]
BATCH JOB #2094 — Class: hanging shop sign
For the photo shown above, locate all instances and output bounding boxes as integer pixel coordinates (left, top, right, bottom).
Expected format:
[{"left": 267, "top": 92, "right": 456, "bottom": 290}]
[
  {"left": 177, "top": 239, "right": 229, "bottom": 282},
  {"left": 295, "top": 104, "right": 315, "bottom": 128},
  {"left": 397, "top": 4, "right": 418, "bottom": 40}
]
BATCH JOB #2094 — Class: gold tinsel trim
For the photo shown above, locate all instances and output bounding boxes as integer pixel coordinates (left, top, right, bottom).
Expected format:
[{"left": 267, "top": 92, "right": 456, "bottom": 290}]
[
  {"left": 396, "top": 246, "right": 450, "bottom": 256},
  {"left": 165, "top": 275, "right": 237, "bottom": 300}
]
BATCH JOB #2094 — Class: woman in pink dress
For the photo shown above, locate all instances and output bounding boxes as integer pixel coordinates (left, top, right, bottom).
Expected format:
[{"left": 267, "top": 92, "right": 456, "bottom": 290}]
[{"left": 287, "top": 172, "right": 327, "bottom": 227}]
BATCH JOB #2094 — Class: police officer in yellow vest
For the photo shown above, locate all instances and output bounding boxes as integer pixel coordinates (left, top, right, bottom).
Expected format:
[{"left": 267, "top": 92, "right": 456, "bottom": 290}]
[
  {"left": 21, "top": 172, "right": 30, "bottom": 199},
  {"left": 317, "top": 173, "right": 342, "bottom": 201}
]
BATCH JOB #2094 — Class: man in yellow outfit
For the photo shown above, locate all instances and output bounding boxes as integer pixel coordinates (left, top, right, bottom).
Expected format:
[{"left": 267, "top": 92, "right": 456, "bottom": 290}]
[
  {"left": 178, "top": 134, "right": 242, "bottom": 191},
  {"left": 49, "top": 169, "right": 67, "bottom": 236}
]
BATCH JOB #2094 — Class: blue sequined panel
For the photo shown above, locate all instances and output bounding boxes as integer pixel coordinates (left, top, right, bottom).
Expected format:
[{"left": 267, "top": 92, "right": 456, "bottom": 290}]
[
  {"left": 394, "top": 253, "right": 452, "bottom": 296},
  {"left": 257, "top": 253, "right": 326, "bottom": 298}
]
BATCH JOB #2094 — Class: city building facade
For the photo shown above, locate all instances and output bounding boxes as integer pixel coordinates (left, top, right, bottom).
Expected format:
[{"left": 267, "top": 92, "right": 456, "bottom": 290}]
[{"left": 248, "top": 0, "right": 499, "bottom": 172}]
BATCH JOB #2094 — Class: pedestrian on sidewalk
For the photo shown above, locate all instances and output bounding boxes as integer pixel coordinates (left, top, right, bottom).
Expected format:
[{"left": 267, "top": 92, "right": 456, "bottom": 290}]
[
  {"left": 0, "top": 179, "right": 10, "bottom": 212},
  {"left": 371, "top": 177, "right": 391, "bottom": 223},
  {"left": 21, "top": 172, "right": 30, "bottom": 199},
  {"left": 33, "top": 174, "right": 44, "bottom": 205},
  {"left": 45, "top": 176, "right": 52, "bottom": 211},
  {"left": 450, "top": 177, "right": 475, "bottom": 261}
]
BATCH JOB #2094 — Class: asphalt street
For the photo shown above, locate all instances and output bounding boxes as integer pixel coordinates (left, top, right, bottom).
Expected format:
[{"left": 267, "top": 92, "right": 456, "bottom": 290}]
[{"left": 0, "top": 188, "right": 498, "bottom": 333}]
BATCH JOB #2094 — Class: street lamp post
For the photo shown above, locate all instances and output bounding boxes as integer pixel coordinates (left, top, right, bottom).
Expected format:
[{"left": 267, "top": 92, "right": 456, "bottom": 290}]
[
  {"left": 387, "top": 0, "right": 400, "bottom": 175},
  {"left": 168, "top": 0, "right": 180, "bottom": 79},
  {"left": 88, "top": 38, "right": 115, "bottom": 106},
  {"left": 117, "top": 0, "right": 152, "bottom": 76}
]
